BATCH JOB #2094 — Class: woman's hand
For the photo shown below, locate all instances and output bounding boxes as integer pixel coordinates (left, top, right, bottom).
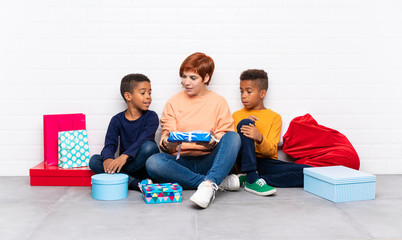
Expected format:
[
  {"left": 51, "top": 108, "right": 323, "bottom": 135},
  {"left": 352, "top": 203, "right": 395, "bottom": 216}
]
[
  {"left": 162, "top": 138, "right": 181, "bottom": 153},
  {"left": 196, "top": 138, "right": 217, "bottom": 150},
  {"left": 196, "top": 130, "right": 218, "bottom": 150}
]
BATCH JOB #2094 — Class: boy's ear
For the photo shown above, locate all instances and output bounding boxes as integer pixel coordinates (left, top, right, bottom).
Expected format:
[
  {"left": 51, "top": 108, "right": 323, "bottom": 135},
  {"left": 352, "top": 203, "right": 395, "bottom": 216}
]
[
  {"left": 260, "top": 89, "right": 267, "bottom": 99},
  {"left": 124, "top": 92, "right": 131, "bottom": 102},
  {"left": 203, "top": 74, "right": 210, "bottom": 84}
]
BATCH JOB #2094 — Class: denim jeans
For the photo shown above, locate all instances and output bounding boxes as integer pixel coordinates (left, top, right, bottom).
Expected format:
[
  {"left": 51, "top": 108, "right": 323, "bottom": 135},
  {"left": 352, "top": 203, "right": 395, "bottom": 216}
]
[
  {"left": 146, "top": 131, "right": 240, "bottom": 189},
  {"left": 237, "top": 119, "right": 312, "bottom": 187},
  {"left": 89, "top": 141, "right": 159, "bottom": 180}
]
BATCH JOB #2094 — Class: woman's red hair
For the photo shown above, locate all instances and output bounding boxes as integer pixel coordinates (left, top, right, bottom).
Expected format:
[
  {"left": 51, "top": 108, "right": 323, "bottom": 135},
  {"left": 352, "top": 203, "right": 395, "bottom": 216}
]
[{"left": 179, "top": 52, "right": 215, "bottom": 85}]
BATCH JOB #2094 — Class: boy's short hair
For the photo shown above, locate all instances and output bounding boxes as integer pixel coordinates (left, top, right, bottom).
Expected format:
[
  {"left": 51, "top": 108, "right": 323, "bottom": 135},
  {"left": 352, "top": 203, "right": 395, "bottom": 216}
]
[
  {"left": 179, "top": 52, "right": 215, "bottom": 85},
  {"left": 120, "top": 73, "right": 150, "bottom": 102},
  {"left": 240, "top": 69, "right": 268, "bottom": 91}
]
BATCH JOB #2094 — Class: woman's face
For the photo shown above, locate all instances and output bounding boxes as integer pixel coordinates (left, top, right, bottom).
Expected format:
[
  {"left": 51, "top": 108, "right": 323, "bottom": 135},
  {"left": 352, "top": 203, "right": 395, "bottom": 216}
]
[{"left": 181, "top": 71, "right": 209, "bottom": 97}]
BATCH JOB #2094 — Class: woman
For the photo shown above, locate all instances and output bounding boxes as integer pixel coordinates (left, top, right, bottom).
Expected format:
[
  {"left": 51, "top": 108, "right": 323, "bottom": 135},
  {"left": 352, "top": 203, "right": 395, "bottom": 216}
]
[{"left": 146, "top": 52, "right": 241, "bottom": 208}]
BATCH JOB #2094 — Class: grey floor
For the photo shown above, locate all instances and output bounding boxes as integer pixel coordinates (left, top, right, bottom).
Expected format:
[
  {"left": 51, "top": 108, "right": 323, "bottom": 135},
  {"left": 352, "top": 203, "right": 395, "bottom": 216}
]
[{"left": 1, "top": 176, "right": 402, "bottom": 240}]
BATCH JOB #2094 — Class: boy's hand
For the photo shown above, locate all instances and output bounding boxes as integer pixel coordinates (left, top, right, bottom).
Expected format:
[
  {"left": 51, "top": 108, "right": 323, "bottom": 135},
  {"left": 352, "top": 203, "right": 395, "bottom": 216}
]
[
  {"left": 103, "top": 158, "right": 114, "bottom": 173},
  {"left": 247, "top": 115, "right": 258, "bottom": 123},
  {"left": 240, "top": 123, "right": 263, "bottom": 144},
  {"left": 106, "top": 154, "right": 128, "bottom": 174}
]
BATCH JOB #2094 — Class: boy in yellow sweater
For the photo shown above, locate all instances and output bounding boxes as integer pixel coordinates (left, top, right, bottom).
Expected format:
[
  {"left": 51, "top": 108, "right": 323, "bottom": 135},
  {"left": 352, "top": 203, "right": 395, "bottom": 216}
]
[{"left": 233, "top": 69, "right": 312, "bottom": 196}]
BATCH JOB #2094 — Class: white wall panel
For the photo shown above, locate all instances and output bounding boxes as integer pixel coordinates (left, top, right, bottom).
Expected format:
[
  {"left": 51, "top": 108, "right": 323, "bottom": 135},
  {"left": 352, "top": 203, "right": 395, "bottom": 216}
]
[{"left": 0, "top": 0, "right": 401, "bottom": 175}]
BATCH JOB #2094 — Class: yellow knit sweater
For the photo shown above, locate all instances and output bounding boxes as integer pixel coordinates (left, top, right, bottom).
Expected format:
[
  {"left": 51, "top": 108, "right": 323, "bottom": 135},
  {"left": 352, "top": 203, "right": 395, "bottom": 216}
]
[{"left": 233, "top": 108, "right": 282, "bottom": 159}]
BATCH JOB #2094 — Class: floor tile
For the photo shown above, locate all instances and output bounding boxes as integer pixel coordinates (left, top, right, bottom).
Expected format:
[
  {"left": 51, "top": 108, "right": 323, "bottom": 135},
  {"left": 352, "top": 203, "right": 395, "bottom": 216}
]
[
  {"left": 1, "top": 175, "right": 400, "bottom": 240},
  {"left": 375, "top": 175, "right": 402, "bottom": 199},
  {"left": 213, "top": 186, "right": 319, "bottom": 205},
  {"left": 25, "top": 201, "right": 197, "bottom": 240},
  {"left": 0, "top": 177, "right": 69, "bottom": 202},
  {"left": 196, "top": 200, "right": 367, "bottom": 240},
  {"left": 0, "top": 202, "right": 55, "bottom": 240},
  {"left": 337, "top": 199, "right": 402, "bottom": 239}
]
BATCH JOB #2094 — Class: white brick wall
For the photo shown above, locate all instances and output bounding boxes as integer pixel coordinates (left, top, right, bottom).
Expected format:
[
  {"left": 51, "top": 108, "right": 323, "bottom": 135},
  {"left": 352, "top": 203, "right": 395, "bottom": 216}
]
[{"left": 1, "top": 0, "right": 401, "bottom": 175}]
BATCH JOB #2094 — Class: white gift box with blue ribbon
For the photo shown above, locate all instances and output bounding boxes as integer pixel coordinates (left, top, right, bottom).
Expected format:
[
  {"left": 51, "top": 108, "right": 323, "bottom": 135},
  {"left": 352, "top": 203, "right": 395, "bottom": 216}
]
[{"left": 304, "top": 166, "right": 376, "bottom": 202}]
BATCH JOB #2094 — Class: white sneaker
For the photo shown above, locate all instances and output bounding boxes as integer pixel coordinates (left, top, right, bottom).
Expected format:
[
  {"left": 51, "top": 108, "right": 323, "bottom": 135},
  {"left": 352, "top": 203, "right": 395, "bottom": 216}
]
[
  {"left": 190, "top": 181, "right": 218, "bottom": 209},
  {"left": 218, "top": 174, "right": 240, "bottom": 191}
]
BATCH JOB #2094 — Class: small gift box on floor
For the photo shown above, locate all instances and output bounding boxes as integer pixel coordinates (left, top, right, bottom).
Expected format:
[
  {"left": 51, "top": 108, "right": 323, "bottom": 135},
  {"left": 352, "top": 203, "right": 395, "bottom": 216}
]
[
  {"left": 141, "top": 183, "right": 182, "bottom": 204},
  {"left": 91, "top": 173, "right": 128, "bottom": 201},
  {"left": 304, "top": 166, "right": 376, "bottom": 202}
]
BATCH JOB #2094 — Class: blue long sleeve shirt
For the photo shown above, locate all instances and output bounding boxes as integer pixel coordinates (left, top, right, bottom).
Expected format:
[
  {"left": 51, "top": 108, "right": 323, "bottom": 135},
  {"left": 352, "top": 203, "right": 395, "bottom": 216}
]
[{"left": 100, "top": 110, "right": 159, "bottom": 161}]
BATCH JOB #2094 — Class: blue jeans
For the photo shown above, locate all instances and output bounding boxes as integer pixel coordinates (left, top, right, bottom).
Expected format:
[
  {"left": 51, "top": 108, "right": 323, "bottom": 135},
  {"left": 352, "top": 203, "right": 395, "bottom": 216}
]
[
  {"left": 89, "top": 141, "right": 159, "bottom": 180},
  {"left": 146, "top": 131, "right": 240, "bottom": 189},
  {"left": 237, "top": 119, "right": 312, "bottom": 187}
]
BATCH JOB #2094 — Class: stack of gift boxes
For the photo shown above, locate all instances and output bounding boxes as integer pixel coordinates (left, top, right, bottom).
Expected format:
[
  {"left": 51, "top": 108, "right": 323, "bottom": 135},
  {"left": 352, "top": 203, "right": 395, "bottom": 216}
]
[{"left": 29, "top": 113, "right": 95, "bottom": 186}]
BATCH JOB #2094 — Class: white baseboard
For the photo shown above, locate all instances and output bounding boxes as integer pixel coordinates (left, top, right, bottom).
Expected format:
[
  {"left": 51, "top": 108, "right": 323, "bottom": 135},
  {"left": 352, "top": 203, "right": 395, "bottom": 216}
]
[{"left": 0, "top": 161, "right": 42, "bottom": 176}]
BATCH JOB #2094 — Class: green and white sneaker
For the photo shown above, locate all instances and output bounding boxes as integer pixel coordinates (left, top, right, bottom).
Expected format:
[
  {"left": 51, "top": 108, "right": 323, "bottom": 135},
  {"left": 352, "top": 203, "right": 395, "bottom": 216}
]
[
  {"left": 237, "top": 173, "right": 247, "bottom": 187},
  {"left": 245, "top": 178, "right": 276, "bottom": 196}
]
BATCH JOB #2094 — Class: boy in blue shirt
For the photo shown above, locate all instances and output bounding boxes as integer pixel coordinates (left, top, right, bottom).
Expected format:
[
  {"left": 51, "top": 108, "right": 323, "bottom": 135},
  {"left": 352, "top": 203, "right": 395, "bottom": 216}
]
[{"left": 89, "top": 73, "right": 159, "bottom": 190}]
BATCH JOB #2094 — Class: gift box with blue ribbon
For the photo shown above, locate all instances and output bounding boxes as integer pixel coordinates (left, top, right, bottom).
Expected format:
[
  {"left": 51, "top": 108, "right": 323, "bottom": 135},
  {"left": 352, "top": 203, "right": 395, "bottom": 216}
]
[{"left": 167, "top": 132, "right": 211, "bottom": 142}]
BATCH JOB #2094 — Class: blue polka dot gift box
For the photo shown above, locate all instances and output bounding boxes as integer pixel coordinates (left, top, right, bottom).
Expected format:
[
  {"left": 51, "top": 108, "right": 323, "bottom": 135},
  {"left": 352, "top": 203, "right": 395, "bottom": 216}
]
[
  {"left": 141, "top": 183, "right": 182, "bottom": 204},
  {"left": 58, "top": 130, "right": 90, "bottom": 169},
  {"left": 91, "top": 173, "right": 128, "bottom": 201}
]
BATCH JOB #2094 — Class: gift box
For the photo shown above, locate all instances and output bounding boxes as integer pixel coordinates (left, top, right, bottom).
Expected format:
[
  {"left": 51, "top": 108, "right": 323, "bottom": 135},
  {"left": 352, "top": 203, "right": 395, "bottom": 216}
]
[
  {"left": 44, "top": 113, "right": 86, "bottom": 166},
  {"left": 91, "top": 173, "right": 128, "bottom": 201},
  {"left": 141, "top": 183, "right": 182, "bottom": 204},
  {"left": 30, "top": 161, "right": 95, "bottom": 186},
  {"left": 58, "top": 130, "right": 90, "bottom": 169},
  {"left": 304, "top": 166, "right": 376, "bottom": 202},
  {"left": 168, "top": 132, "right": 211, "bottom": 142}
]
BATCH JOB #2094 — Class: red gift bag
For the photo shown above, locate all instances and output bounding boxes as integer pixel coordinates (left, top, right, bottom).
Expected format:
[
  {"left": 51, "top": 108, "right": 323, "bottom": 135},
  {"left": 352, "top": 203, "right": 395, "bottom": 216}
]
[
  {"left": 43, "top": 113, "right": 86, "bottom": 166},
  {"left": 282, "top": 114, "right": 360, "bottom": 170}
]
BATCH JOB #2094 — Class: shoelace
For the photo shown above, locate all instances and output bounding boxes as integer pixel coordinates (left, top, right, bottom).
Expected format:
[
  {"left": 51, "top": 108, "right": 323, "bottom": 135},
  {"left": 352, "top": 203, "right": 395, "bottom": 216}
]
[
  {"left": 256, "top": 178, "right": 267, "bottom": 187},
  {"left": 217, "top": 180, "right": 228, "bottom": 192},
  {"left": 211, "top": 182, "right": 219, "bottom": 191},
  {"left": 210, "top": 182, "right": 219, "bottom": 200},
  {"left": 199, "top": 182, "right": 219, "bottom": 200}
]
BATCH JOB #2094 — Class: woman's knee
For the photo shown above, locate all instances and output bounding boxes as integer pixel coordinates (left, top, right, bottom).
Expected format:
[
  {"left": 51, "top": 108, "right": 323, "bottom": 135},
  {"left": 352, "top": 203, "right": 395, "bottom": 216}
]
[
  {"left": 222, "top": 131, "right": 241, "bottom": 149},
  {"left": 145, "top": 153, "right": 165, "bottom": 175}
]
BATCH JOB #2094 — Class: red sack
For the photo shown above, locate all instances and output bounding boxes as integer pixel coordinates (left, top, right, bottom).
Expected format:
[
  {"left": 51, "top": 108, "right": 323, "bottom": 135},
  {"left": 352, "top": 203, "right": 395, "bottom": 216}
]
[
  {"left": 282, "top": 114, "right": 359, "bottom": 170},
  {"left": 43, "top": 113, "right": 86, "bottom": 166}
]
